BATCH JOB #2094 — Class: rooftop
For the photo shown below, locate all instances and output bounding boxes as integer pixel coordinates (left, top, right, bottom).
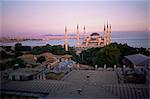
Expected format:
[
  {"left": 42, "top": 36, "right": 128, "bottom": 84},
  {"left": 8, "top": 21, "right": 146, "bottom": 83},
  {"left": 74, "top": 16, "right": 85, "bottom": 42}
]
[
  {"left": 5, "top": 67, "right": 44, "bottom": 76},
  {"left": 1, "top": 80, "right": 71, "bottom": 97},
  {"left": 125, "top": 54, "right": 149, "bottom": 66},
  {"left": 90, "top": 32, "right": 100, "bottom": 36},
  {"left": 61, "top": 54, "right": 72, "bottom": 58},
  {"left": 1, "top": 70, "right": 149, "bottom": 99}
]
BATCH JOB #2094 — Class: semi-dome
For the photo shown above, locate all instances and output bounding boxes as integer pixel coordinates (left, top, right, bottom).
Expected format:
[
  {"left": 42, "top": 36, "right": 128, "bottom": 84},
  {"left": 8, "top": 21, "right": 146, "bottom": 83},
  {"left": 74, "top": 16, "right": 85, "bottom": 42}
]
[{"left": 90, "top": 33, "right": 100, "bottom": 36}]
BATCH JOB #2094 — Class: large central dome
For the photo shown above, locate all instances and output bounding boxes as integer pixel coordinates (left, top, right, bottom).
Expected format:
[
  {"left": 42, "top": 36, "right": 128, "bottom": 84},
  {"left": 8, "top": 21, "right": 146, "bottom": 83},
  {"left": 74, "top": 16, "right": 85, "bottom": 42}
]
[{"left": 90, "top": 32, "right": 100, "bottom": 36}]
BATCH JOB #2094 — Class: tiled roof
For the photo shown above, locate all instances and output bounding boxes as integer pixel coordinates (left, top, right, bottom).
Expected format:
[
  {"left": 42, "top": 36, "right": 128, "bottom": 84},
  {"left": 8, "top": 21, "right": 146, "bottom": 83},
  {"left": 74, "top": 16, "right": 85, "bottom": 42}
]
[
  {"left": 104, "top": 84, "right": 149, "bottom": 99},
  {"left": 6, "top": 67, "right": 44, "bottom": 76},
  {"left": 125, "top": 54, "right": 149, "bottom": 66},
  {"left": 1, "top": 80, "right": 71, "bottom": 95},
  {"left": 1, "top": 70, "right": 149, "bottom": 99}
]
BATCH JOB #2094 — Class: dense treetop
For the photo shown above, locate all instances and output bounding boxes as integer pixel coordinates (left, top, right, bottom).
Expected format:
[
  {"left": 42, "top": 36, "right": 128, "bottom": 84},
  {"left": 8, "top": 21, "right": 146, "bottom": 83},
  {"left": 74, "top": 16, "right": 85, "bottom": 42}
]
[
  {"left": 0, "top": 42, "right": 149, "bottom": 70},
  {"left": 79, "top": 43, "right": 149, "bottom": 67}
]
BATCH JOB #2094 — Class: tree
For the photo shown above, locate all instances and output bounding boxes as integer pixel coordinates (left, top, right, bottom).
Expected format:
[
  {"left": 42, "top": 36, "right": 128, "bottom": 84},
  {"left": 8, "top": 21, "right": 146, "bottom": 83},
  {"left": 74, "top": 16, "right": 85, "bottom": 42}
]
[
  {"left": 4, "top": 58, "right": 26, "bottom": 69},
  {"left": 66, "top": 47, "right": 79, "bottom": 62},
  {"left": 15, "top": 43, "right": 31, "bottom": 52},
  {"left": 79, "top": 47, "right": 101, "bottom": 65},
  {"left": 51, "top": 45, "right": 66, "bottom": 55},
  {"left": 36, "top": 56, "right": 46, "bottom": 63},
  {"left": 0, "top": 50, "right": 13, "bottom": 59},
  {"left": 79, "top": 43, "right": 149, "bottom": 67},
  {"left": 15, "top": 43, "right": 22, "bottom": 51},
  {"left": 0, "top": 51, "right": 7, "bottom": 59},
  {"left": 11, "top": 58, "right": 26, "bottom": 68},
  {"left": 14, "top": 51, "right": 23, "bottom": 57},
  {"left": 31, "top": 46, "right": 42, "bottom": 55},
  {"left": 92, "top": 45, "right": 121, "bottom": 67},
  {"left": 31, "top": 45, "right": 66, "bottom": 55},
  {"left": 3, "top": 46, "right": 13, "bottom": 52}
]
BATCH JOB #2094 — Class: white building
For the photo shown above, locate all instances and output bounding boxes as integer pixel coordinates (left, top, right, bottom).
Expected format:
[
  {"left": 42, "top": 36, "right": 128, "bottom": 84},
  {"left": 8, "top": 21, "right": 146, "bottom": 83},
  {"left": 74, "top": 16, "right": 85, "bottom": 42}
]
[{"left": 81, "top": 23, "right": 112, "bottom": 48}]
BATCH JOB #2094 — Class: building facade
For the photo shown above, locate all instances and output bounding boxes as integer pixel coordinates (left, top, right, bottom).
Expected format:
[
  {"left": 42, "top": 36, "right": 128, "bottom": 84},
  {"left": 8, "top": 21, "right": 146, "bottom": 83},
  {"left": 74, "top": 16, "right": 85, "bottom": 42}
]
[
  {"left": 80, "top": 23, "right": 112, "bottom": 48},
  {"left": 64, "top": 23, "right": 112, "bottom": 49}
]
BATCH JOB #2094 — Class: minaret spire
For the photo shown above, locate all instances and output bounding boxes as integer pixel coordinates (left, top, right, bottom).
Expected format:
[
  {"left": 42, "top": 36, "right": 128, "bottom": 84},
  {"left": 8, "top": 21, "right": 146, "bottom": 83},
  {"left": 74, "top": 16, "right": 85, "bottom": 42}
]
[
  {"left": 65, "top": 25, "right": 68, "bottom": 51},
  {"left": 106, "top": 22, "right": 109, "bottom": 45},
  {"left": 104, "top": 24, "right": 107, "bottom": 46},
  {"left": 83, "top": 25, "right": 86, "bottom": 39},
  {"left": 109, "top": 24, "right": 112, "bottom": 44},
  {"left": 77, "top": 24, "right": 80, "bottom": 48}
]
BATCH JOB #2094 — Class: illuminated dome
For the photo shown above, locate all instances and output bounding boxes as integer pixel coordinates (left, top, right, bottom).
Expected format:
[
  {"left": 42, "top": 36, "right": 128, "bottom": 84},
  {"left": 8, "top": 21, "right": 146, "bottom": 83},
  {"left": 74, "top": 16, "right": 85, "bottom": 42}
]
[{"left": 90, "top": 33, "right": 100, "bottom": 36}]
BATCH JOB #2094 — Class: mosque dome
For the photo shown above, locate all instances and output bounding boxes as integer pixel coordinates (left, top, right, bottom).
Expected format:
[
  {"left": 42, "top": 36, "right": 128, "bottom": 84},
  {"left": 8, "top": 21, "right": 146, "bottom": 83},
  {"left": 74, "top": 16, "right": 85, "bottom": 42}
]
[{"left": 90, "top": 33, "right": 100, "bottom": 36}]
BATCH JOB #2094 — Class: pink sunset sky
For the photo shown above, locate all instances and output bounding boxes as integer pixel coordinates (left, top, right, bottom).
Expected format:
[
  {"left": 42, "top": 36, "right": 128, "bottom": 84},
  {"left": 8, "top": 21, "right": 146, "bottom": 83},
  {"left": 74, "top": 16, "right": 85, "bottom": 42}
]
[{"left": 0, "top": 0, "right": 149, "bottom": 37}]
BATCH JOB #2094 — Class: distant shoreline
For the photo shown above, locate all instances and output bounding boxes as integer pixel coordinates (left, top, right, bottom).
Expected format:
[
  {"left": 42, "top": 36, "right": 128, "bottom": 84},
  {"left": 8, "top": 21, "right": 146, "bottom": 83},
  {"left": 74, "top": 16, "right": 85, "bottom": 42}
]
[
  {"left": 0, "top": 38, "right": 43, "bottom": 43},
  {"left": 0, "top": 36, "right": 149, "bottom": 49}
]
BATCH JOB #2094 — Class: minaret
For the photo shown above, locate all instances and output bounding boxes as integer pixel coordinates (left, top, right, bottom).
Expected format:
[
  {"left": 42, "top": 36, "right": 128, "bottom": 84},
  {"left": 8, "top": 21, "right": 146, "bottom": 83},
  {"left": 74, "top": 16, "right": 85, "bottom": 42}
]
[
  {"left": 65, "top": 26, "right": 68, "bottom": 51},
  {"left": 104, "top": 24, "right": 107, "bottom": 46},
  {"left": 109, "top": 24, "right": 112, "bottom": 44},
  {"left": 77, "top": 24, "right": 80, "bottom": 48},
  {"left": 106, "top": 22, "right": 109, "bottom": 45},
  {"left": 83, "top": 25, "right": 86, "bottom": 39}
]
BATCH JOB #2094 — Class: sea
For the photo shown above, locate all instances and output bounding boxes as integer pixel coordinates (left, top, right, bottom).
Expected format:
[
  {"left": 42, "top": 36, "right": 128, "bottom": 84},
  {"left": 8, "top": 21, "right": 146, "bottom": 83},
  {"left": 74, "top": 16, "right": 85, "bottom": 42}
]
[{"left": 1, "top": 31, "right": 150, "bottom": 48}]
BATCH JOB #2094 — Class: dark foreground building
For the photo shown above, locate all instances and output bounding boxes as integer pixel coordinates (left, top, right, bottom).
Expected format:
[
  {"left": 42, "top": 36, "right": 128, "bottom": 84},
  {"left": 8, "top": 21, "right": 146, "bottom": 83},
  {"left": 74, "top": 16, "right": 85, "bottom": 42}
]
[{"left": 1, "top": 70, "right": 149, "bottom": 99}]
